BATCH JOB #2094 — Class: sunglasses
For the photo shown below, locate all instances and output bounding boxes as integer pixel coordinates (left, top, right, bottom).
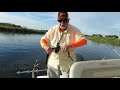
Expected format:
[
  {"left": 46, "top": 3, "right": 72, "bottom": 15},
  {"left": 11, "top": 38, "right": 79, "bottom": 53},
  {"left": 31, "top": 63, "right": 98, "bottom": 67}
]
[{"left": 58, "top": 19, "right": 68, "bottom": 22}]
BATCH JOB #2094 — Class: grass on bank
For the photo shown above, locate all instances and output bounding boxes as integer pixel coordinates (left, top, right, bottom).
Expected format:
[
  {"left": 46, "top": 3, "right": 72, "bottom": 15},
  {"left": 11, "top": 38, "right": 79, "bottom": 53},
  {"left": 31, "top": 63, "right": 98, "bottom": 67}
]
[{"left": 86, "top": 35, "right": 120, "bottom": 46}]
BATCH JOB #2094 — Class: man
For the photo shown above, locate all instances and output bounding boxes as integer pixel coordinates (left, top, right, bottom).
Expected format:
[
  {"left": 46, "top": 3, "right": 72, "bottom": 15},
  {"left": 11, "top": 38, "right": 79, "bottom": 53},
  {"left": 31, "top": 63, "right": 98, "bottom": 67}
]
[{"left": 40, "top": 12, "right": 87, "bottom": 78}]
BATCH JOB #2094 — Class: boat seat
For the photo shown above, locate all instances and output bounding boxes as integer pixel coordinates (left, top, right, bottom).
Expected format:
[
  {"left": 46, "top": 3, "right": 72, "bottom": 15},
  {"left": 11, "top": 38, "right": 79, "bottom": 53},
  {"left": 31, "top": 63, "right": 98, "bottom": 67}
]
[{"left": 69, "top": 59, "right": 120, "bottom": 78}]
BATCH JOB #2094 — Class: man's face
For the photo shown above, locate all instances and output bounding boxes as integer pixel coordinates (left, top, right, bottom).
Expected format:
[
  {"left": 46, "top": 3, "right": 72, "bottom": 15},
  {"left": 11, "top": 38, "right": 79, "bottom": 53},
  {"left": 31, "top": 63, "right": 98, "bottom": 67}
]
[{"left": 58, "top": 19, "right": 69, "bottom": 30}]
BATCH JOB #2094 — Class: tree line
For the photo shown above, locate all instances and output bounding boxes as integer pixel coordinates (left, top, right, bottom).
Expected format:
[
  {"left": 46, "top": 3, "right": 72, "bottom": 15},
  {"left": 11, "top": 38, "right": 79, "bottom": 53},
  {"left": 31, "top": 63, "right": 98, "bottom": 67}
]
[
  {"left": 92, "top": 34, "right": 119, "bottom": 38},
  {"left": 0, "top": 22, "right": 48, "bottom": 34}
]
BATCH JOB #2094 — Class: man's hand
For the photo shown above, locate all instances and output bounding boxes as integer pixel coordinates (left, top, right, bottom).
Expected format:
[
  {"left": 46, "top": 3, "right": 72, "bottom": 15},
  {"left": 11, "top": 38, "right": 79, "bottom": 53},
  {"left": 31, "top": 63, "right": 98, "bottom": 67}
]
[
  {"left": 61, "top": 44, "right": 71, "bottom": 52},
  {"left": 43, "top": 45, "right": 54, "bottom": 54}
]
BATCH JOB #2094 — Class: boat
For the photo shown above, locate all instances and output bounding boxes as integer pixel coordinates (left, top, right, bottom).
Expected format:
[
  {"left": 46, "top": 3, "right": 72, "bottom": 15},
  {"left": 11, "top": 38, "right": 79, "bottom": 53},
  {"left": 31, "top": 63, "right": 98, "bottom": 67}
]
[
  {"left": 16, "top": 58, "right": 120, "bottom": 78},
  {"left": 69, "top": 59, "right": 120, "bottom": 78},
  {"left": 36, "top": 59, "right": 120, "bottom": 78}
]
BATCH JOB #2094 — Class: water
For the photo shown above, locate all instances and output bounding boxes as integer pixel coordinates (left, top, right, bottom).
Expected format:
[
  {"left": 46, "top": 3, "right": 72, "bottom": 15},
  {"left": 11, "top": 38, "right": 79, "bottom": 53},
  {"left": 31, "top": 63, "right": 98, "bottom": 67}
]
[
  {"left": 77, "top": 40, "right": 120, "bottom": 60},
  {"left": 0, "top": 32, "right": 120, "bottom": 78},
  {"left": 0, "top": 32, "right": 47, "bottom": 78}
]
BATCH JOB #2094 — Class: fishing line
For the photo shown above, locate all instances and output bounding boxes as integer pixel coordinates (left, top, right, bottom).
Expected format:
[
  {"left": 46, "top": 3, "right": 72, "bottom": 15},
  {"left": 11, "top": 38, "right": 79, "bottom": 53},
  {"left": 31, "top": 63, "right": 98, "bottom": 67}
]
[{"left": 102, "top": 39, "right": 120, "bottom": 60}]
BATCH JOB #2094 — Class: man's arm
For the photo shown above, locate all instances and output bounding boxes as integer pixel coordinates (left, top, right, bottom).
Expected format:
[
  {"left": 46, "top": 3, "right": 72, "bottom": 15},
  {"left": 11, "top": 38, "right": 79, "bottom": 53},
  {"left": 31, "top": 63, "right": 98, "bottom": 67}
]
[
  {"left": 71, "top": 36, "right": 87, "bottom": 48},
  {"left": 40, "top": 29, "right": 54, "bottom": 54}
]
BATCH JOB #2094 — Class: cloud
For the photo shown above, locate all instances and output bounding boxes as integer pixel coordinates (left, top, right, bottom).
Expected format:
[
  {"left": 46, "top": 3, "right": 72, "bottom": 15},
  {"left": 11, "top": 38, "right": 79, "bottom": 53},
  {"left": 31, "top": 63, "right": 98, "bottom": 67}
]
[
  {"left": 0, "top": 12, "right": 57, "bottom": 30},
  {"left": 24, "top": 12, "right": 57, "bottom": 21},
  {"left": 111, "top": 23, "right": 120, "bottom": 30},
  {"left": 68, "top": 12, "right": 120, "bottom": 35}
]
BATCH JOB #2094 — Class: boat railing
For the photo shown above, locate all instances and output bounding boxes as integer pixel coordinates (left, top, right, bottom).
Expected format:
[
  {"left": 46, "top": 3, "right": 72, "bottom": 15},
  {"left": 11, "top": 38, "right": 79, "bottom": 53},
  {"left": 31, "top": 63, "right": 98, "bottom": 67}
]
[{"left": 16, "top": 59, "right": 47, "bottom": 78}]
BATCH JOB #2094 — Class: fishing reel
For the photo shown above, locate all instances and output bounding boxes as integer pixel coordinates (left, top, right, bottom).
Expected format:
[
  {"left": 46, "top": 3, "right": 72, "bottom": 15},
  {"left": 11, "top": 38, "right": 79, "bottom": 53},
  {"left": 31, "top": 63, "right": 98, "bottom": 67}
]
[{"left": 54, "top": 42, "right": 60, "bottom": 53}]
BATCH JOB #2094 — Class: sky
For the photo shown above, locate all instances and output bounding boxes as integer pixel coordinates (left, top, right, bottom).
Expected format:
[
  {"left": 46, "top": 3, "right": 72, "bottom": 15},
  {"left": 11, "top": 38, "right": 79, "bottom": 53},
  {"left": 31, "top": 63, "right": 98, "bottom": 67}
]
[{"left": 0, "top": 12, "right": 120, "bottom": 36}]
